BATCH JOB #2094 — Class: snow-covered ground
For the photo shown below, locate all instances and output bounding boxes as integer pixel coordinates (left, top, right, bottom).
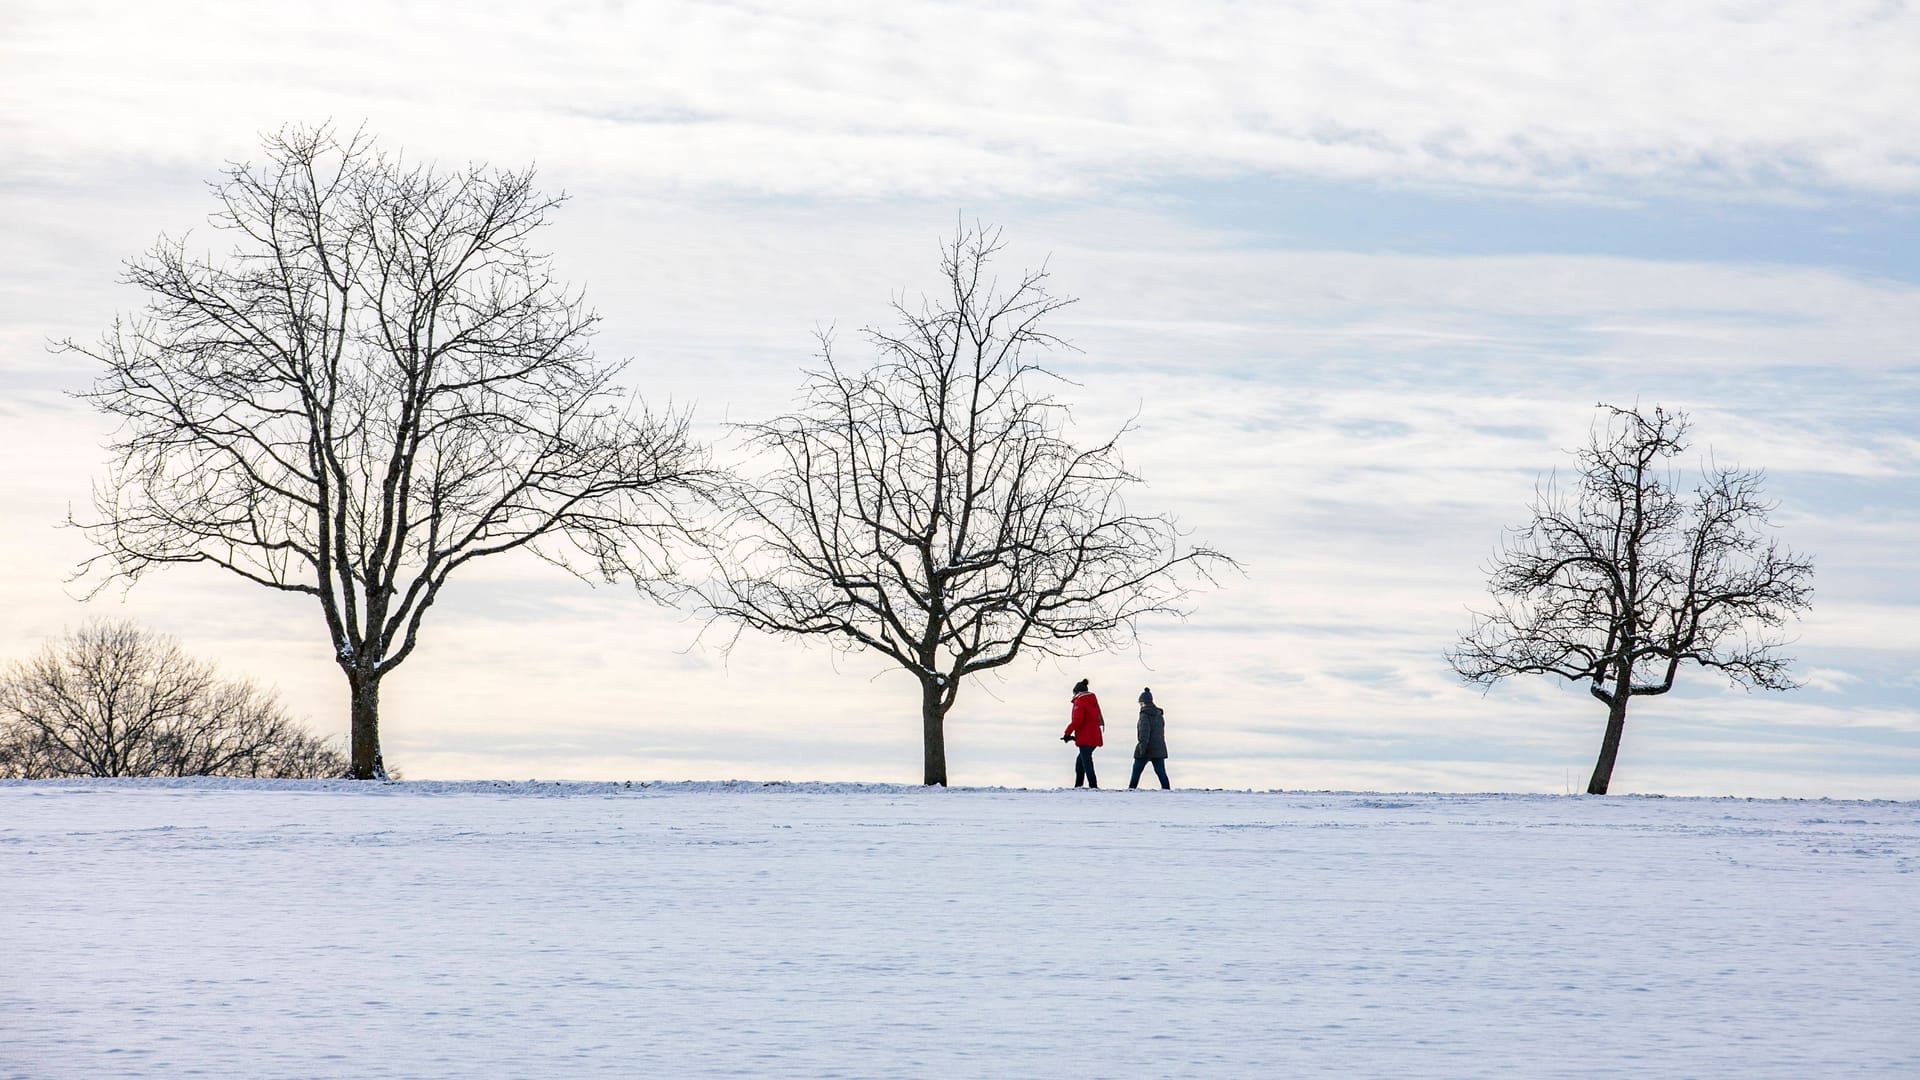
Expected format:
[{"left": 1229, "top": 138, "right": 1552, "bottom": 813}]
[{"left": 2, "top": 780, "right": 1915, "bottom": 1078}]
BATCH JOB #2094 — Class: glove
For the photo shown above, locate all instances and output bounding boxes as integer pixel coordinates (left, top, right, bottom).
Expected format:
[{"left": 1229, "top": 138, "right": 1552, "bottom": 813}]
[{"left": 1060, "top": 734, "right": 1072, "bottom": 742}]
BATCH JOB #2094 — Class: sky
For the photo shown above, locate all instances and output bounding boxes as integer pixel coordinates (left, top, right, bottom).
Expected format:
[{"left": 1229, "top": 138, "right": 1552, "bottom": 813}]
[{"left": 2, "top": 0, "right": 1917, "bottom": 796}]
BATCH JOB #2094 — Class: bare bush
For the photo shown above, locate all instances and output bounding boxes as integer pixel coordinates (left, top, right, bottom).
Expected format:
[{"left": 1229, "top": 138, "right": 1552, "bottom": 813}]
[{"left": 0, "top": 621, "right": 345, "bottom": 779}]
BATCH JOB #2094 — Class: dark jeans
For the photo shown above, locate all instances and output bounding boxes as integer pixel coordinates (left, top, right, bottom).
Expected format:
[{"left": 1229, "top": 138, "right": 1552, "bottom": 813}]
[
  {"left": 1074, "top": 745, "right": 1098, "bottom": 788},
  {"left": 1129, "top": 757, "right": 1171, "bottom": 789}
]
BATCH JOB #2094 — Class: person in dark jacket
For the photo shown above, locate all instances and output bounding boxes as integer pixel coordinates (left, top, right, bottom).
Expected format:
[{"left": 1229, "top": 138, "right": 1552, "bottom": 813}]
[
  {"left": 1129, "top": 687, "right": 1170, "bottom": 789},
  {"left": 1061, "top": 678, "right": 1105, "bottom": 788}
]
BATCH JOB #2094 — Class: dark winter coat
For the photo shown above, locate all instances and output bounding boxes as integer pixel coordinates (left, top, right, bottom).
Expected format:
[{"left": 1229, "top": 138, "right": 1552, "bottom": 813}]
[
  {"left": 1134, "top": 703, "right": 1168, "bottom": 761},
  {"left": 1064, "top": 692, "right": 1105, "bottom": 747}
]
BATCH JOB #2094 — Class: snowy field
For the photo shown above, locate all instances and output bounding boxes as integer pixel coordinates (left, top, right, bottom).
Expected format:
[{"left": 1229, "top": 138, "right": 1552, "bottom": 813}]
[{"left": 2, "top": 780, "right": 1916, "bottom": 1079}]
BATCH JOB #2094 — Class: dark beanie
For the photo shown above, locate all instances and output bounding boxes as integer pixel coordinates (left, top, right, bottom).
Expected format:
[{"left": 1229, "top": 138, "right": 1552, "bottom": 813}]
[
  {"left": 1139, "top": 687, "right": 1153, "bottom": 704},
  {"left": 1072, "top": 678, "right": 1089, "bottom": 695}
]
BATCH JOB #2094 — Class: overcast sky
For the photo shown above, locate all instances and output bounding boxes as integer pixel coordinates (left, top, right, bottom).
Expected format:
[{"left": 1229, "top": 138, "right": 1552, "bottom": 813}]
[{"left": 3, "top": 0, "right": 1916, "bottom": 795}]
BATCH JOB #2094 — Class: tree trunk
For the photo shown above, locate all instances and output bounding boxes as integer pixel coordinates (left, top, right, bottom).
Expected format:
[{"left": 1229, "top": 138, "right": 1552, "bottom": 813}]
[
  {"left": 1586, "top": 693, "right": 1629, "bottom": 795},
  {"left": 920, "top": 680, "right": 947, "bottom": 787},
  {"left": 347, "top": 671, "right": 387, "bottom": 781}
]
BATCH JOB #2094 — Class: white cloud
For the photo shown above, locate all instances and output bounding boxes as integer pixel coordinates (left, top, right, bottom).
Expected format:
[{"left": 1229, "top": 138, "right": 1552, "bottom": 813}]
[
  {"left": 1800, "top": 667, "right": 1862, "bottom": 694},
  {"left": 4, "top": 0, "right": 1918, "bottom": 199}
]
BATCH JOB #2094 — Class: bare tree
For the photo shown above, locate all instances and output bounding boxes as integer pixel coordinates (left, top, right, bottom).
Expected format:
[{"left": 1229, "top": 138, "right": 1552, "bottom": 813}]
[
  {"left": 704, "top": 224, "right": 1231, "bottom": 786},
  {"left": 0, "top": 620, "right": 346, "bottom": 779},
  {"left": 66, "top": 125, "right": 708, "bottom": 779},
  {"left": 1449, "top": 404, "right": 1814, "bottom": 794}
]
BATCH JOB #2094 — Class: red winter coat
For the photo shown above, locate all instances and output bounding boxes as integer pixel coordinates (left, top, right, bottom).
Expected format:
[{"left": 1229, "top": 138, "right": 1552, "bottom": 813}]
[{"left": 1064, "top": 692, "right": 1105, "bottom": 747}]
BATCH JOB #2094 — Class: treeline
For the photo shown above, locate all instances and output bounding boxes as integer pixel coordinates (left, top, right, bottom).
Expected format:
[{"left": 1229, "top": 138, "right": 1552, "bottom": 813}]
[{"left": 34, "top": 124, "right": 1813, "bottom": 792}]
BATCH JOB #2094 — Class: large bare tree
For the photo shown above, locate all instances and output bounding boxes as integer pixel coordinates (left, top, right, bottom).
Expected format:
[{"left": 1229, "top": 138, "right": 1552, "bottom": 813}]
[
  {"left": 68, "top": 125, "right": 707, "bottom": 779},
  {"left": 0, "top": 620, "right": 344, "bottom": 779},
  {"left": 1449, "top": 403, "right": 1814, "bottom": 794},
  {"left": 705, "top": 224, "right": 1230, "bottom": 786}
]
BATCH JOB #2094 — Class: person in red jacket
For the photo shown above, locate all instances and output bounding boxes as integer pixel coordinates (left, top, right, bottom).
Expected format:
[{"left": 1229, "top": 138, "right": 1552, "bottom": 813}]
[{"left": 1061, "top": 678, "right": 1105, "bottom": 788}]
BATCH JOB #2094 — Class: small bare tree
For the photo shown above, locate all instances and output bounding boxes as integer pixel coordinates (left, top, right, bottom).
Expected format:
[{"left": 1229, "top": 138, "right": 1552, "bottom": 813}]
[
  {"left": 0, "top": 620, "right": 345, "bottom": 779},
  {"left": 67, "top": 125, "right": 707, "bottom": 778},
  {"left": 1449, "top": 404, "right": 1814, "bottom": 794},
  {"left": 704, "top": 224, "right": 1231, "bottom": 786}
]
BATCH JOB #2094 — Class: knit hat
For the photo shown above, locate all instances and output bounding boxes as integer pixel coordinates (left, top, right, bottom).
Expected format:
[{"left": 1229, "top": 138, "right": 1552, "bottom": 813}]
[
  {"left": 1138, "top": 687, "right": 1153, "bottom": 704},
  {"left": 1072, "top": 678, "right": 1089, "bottom": 695}
]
